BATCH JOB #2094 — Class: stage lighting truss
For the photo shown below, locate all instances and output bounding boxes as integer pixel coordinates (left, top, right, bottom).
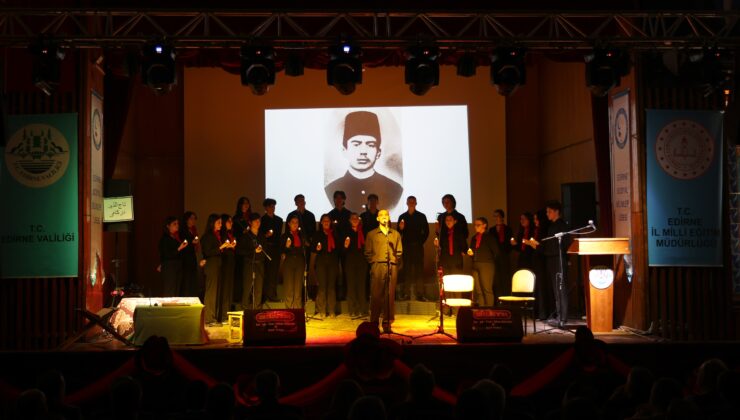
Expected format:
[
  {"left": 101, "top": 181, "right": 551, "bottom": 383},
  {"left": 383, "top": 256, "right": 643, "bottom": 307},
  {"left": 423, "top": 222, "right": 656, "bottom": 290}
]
[
  {"left": 141, "top": 42, "right": 177, "bottom": 95},
  {"left": 240, "top": 45, "right": 276, "bottom": 95},
  {"left": 585, "top": 47, "right": 631, "bottom": 97},
  {"left": 491, "top": 47, "right": 526, "bottom": 96},
  {"left": 327, "top": 41, "right": 362, "bottom": 95},
  {"left": 29, "top": 40, "right": 65, "bottom": 96},
  {"left": 405, "top": 45, "right": 439, "bottom": 96}
]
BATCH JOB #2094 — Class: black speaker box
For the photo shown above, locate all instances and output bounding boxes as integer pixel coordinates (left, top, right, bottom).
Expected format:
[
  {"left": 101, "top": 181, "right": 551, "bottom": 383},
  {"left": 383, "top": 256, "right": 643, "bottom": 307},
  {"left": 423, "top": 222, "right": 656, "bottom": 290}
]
[
  {"left": 243, "top": 309, "right": 306, "bottom": 346},
  {"left": 455, "top": 307, "right": 523, "bottom": 343}
]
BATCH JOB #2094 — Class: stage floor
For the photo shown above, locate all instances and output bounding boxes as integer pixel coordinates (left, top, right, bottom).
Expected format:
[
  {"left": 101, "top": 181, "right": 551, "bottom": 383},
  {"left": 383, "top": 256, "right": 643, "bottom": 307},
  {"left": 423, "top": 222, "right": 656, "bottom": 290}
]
[{"left": 69, "top": 313, "right": 656, "bottom": 352}]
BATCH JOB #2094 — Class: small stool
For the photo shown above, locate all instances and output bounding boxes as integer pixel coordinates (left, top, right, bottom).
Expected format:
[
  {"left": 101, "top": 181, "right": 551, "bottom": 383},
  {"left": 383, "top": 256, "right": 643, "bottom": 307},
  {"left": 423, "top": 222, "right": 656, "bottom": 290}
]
[{"left": 227, "top": 311, "right": 244, "bottom": 343}]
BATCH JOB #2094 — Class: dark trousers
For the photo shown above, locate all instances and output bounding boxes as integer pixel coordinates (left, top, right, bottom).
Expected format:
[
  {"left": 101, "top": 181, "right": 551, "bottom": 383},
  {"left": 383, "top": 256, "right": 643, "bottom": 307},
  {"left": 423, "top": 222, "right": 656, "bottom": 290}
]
[
  {"left": 546, "top": 256, "right": 569, "bottom": 322},
  {"left": 161, "top": 260, "right": 182, "bottom": 297},
  {"left": 370, "top": 262, "right": 398, "bottom": 326},
  {"left": 233, "top": 256, "right": 244, "bottom": 305},
  {"left": 472, "top": 261, "right": 495, "bottom": 306},
  {"left": 315, "top": 255, "right": 339, "bottom": 315},
  {"left": 219, "top": 253, "right": 235, "bottom": 321},
  {"left": 282, "top": 255, "right": 305, "bottom": 309},
  {"left": 400, "top": 243, "right": 424, "bottom": 298},
  {"left": 494, "top": 253, "right": 511, "bottom": 299},
  {"left": 532, "top": 255, "right": 552, "bottom": 319},
  {"left": 439, "top": 253, "right": 463, "bottom": 275},
  {"left": 345, "top": 253, "right": 368, "bottom": 315},
  {"left": 242, "top": 257, "right": 264, "bottom": 309},
  {"left": 203, "top": 256, "right": 222, "bottom": 323},
  {"left": 180, "top": 258, "right": 200, "bottom": 298},
  {"left": 262, "top": 247, "right": 280, "bottom": 302}
]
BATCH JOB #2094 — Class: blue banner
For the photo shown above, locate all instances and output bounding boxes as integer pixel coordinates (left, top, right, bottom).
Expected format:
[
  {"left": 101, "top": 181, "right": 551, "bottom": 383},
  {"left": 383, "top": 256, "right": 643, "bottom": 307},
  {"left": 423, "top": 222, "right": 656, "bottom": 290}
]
[
  {"left": 646, "top": 110, "right": 723, "bottom": 267},
  {"left": 1, "top": 113, "right": 79, "bottom": 277}
]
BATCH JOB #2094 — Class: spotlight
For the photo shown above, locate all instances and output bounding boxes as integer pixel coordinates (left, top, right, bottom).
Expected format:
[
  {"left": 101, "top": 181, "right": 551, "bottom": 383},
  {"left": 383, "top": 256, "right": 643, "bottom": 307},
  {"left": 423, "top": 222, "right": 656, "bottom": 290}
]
[
  {"left": 29, "top": 41, "right": 65, "bottom": 96},
  {"left": 584, "top": 47, "right": 630, "bottom": 97},
  {"left": 241, "top": 45, "right": 275, "bottom": 95},
  {"left": 491, "top": 47, "right": 526, "bottom": 96},
  {"left": 284, "top": 53, "right": 304, "bottom": 77},
  {"left": 327, "top": 41, "right": 362, "bottom": 95},
  {"left": 457, "top": 53, "right": 477, "bottom": 77},
  {"left": 680, "top": 47, "right": 735, "bottom": 99},
  {"left": 141, "top": 42, "right": 177, "bottom": 95},
  {"left": 405, "top": 45, "right": 439, "bottom": 96}
]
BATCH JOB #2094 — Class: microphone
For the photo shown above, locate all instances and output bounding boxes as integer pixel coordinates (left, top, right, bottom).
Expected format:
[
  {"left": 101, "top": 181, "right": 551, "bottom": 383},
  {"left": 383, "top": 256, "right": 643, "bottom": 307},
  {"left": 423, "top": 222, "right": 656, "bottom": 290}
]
[{"left": 588, "top": 220, "right": 596, "bottom": 229}]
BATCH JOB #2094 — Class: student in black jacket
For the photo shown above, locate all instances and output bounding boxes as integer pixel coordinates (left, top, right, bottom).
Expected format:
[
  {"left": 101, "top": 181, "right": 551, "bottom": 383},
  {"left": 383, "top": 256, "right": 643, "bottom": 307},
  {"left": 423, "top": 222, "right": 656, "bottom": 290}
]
[
  {"left": 397, "top": 195, "right": 429, "bottom": 301},
  {"left": 232, "top": 196, "right": 252, "bottom": 308},
  {"left": 158, "top": 216, "right": 187, "bottom": 297},
  {"left": 512, "top": 212, "right": 536, "bottom": 271},
  {"left": 260, "top": 198, "right": 283, "bottom": 304},
  {"left": 179, "top": 211, "right": 201, "bottom": 298},
  {"left": 281, "top": 214, "right": 308, "bottom": 309},
  {"left": 436, "top": 194, "right": 469, "bottom": 239},
  {"left": 235, "top": 213, "right": 266, "bottom": 310},
  {"left": 490, "top": 208, "right": 514, "bottom": 299},
  {"left": 311, "top": 214, "right": 341, "bottom": 318},
  {"left": 434, "top": 213, "right": 468, "bottom": 275},
  {"left": 285, "top": 194, "right": 317, "bottom": 239},
  {"left": 219, "top": 214, "right": 237, "bottom": 321},
  {"left": 343, "top": 213, "right": 369, "bottom": 317},
  {"left": 201, "top": 214, "right": 230, "bottom": 324},
  {"left": 467, "top": 217, "right": 500, "bottom": 306}
]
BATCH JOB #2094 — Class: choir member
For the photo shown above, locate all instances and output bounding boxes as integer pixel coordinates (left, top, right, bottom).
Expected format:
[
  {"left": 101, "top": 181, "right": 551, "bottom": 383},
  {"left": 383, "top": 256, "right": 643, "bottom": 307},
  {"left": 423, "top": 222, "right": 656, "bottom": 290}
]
[
  {"left": 512, "top": 212, "right": 535, "bottom": 270},
  {"left": 235, "top": 213, "right": 266, "bottom": 309},
  {"left": 328, "top": 190, "right": 352, "bottom": 237},
  {"left": 285, "top": 194, "right": 317, "bottom": 239},
  {"left": 312, "top": 214, "right": 341, "bottom": 318},
  {"left": 436, "top": 194, "right": 468, "bottom": 238},
  {"left": 490, "top": 209, "right": 513, "bottom": 299},
  {"left": 219, "top": 214, "right": 237, "bottom": 321},
  {"left": 467, "top": 217, "right": 499, "bottom": 306},
  {"left": 529, "top": 210, "right": 552, "bottom": 320},
  {"left": 343, "top": 213, "right": 368, "bottom": 316},
  {"left": 259, "top": 198, "right": 283, "bottom": 304},
  {"left": 397, "top": 196, "right": 429, "bottom": 301},
  {"left": 364, "top": 209, "right": 403, "bottom": 332},
  {"left": 232, "top": 196, "right": 252, "bottom": 307},
  {"left": 281, "top": 215, "right": 308, "bottom": 309},
  {"left": 359, "top": 194, "right": 380, "bottom": 236},
  {"left": 201, "top": 214, "right": 229, "bottom": 325},
  {"left": 180, "top": 211, "right": 201, "bottom": 297},
  {"left": 159, "top": 216, "right": 187, "bottom": 297},
  {"left": 434, "top": 214, "right": 467, "bottom": 275}
]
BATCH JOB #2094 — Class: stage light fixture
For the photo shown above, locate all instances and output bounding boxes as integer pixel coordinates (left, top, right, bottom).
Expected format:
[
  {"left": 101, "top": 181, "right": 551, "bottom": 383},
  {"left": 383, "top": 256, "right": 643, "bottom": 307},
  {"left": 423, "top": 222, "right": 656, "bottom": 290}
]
[
  {"left": 240, "top": 45, "right": 275, "bottom": 95},
  {"left": 457, "top": 53, "right": 477, "bottom": 77},
  {"left": 29, "top": 41, "right": 65, "bottom": 96},
  {"left": 327, "top": 41, "right": 362, "bottom": 95},
  {"left": 584, "top": 47, "right": 630, "bottom": 97},
  {"left": 490, "top": 47, "right": 526, "bottom": 96},
  {"left": 141, "top": 42, "right": 177, "bottom": 95},
  {"left": 405, "top": 45, "right": 439, "bottom": 96},
  {"left": 284, "top": 53, "right": 304, "bottom": 77}
]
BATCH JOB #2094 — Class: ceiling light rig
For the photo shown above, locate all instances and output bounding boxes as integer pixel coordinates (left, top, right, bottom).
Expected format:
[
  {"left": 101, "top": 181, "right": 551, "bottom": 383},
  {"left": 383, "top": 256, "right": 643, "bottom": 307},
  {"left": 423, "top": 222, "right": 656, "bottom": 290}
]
[
  {"left": 241, "top": 45, "right": 275, "bottom": 95},
  {"left": 327, "top": 40, "right": 362, "bottom": 95},
  {"left": 405, "top": 45, "right": 440, "bottom": 96},
  {"left": 491, "top": 47, "right": 526, "bottom": 97}
]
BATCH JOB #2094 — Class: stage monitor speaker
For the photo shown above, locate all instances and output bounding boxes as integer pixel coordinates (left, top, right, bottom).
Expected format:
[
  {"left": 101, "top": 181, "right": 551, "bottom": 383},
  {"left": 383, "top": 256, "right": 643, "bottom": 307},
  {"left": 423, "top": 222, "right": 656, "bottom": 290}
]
[
  {"left": 561, "top": 182, "right": 597, "bottom": 229},
  {"left": 243, "top": 309, "right": 306, "bottom": 346},
  {"left": 455, "top": 307, "right": 523, "bottom": 343},
  {"left": 104, "top": 179, "right": 133, "bottom": 232}
]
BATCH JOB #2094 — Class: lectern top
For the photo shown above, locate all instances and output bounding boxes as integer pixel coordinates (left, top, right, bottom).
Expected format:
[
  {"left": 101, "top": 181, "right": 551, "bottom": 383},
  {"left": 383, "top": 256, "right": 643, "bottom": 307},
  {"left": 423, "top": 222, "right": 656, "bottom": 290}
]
[{"left": 567, "top": 238, "right": 630, "bottom": 255}]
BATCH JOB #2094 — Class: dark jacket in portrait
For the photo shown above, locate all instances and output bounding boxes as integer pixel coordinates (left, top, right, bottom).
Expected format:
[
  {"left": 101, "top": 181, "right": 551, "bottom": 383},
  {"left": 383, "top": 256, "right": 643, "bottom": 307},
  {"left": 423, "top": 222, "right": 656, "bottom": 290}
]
[{"left": 324, "top": 171, "right": 403, "bottom": 214}]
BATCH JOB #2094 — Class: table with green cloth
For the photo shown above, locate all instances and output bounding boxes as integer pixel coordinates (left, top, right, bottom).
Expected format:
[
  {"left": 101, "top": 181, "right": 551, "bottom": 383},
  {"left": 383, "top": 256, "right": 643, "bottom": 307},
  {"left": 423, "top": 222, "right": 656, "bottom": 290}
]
[{"left": 132, "top": 303, "right": 208, "bottom": 345}]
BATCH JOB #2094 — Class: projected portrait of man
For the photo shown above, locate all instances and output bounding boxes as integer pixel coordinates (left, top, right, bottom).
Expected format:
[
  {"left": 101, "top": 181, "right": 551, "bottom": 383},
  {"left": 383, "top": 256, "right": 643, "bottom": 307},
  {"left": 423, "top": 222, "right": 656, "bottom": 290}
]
[{"left": 324, "top": 111, "right": 403, "bottom": 212}]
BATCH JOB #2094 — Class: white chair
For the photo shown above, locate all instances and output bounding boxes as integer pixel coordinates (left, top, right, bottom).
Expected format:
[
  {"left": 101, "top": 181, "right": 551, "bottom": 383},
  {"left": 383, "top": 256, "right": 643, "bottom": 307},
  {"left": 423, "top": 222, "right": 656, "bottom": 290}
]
[
  {"left": 415, "top": 274, "right": 474, "bottom": 341},
  {"left": 498, "top": 269, "right": 536, "bottom": 334}
]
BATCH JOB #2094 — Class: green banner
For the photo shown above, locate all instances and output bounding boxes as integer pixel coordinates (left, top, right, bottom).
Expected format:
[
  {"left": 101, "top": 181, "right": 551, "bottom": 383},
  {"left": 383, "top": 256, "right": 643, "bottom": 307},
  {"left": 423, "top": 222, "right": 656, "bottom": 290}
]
[{"left": 1, "top": 113, "right": 78, "bottom": 278}]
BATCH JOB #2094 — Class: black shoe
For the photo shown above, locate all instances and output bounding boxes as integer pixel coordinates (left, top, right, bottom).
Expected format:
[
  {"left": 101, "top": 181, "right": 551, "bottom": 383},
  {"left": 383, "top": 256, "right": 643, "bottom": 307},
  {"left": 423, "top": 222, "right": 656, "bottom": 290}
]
[{"left": 558, "top": 321, "right": 566, "bottom": 329}]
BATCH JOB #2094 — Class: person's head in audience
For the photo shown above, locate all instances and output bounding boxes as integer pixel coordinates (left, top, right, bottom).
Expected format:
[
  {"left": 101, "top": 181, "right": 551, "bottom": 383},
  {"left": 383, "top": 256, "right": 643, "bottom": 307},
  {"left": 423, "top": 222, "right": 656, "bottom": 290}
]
[
  {"left": 626, "top": 366, "right": 655, "bottom": 404},
  {"left": 562, "top": 397, "right": 602, "bottom": 420},
  {"left": 110, "top": 376, "right": 142, "bottom": 420},
  {"left": 563, "top": 380, "right": 599, "bottom": 406},
  {"left": 408, "top": 364, "right": 435, "bottom": 402},
  {"left": 649, "top": 377, "right": 683, "bottom": 415},
  {"left": 696, "top": 358, "right": 727, "bottom": 395},
  {"left": 183, "top": 379, "right": 208, "bottom": 412},
  {"left": 666, "top": 398, "right": 702, "bottom": 420},
  {"left": 355, "top": 321, "right": 380, "bottom": 339},
  {"left": 455, "top": 387, "right": 489, "bottom": 420},
  {"left": 36, "top": 369, "right": 65, "bottom": 406},
  {"left": 329, "top": 379, "right": 364, "bottom": 416},
  {"left": 472, "top": 379, "right": 505, "bottom": 420},
  {"left": 488, "top": 364, "right": 514, "bottom": 396},
  {"left": 206, "top": 382, "right": 235, "bottom": 420},
  {"left": 136, "top": 335, "right": 172, "bottom": 376},
  {"left": 255, "top": 369, "right": 281, "bottom": 403},
  {"left": 349, "top": 395, "right": 386, "bottom": 420},
  {"left": 16, "top": 389, "right": 48, "bottom": 420}
]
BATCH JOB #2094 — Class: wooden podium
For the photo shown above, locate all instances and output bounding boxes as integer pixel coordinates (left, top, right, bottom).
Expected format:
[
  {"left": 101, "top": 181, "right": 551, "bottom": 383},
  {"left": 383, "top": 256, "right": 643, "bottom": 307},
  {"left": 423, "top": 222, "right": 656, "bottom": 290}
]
[{"left": 568, "top": 238, "right": 630, "bottom": 333}]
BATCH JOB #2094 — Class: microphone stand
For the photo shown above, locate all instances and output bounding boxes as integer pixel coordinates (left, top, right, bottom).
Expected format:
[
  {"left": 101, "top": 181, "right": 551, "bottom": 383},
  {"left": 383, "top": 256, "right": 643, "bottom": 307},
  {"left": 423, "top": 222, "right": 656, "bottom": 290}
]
[
  {"left": 302, "top": 232, "right": 322, "bottom": 323},
  {"left": 536, "top": 221, "right": 596, "bottom": 333},
  {"left": 414, "top": 236, "right": 456, "bottom": 341},
  {"left": 380, "top": 226, "right": 412, "bottom": 343}
]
